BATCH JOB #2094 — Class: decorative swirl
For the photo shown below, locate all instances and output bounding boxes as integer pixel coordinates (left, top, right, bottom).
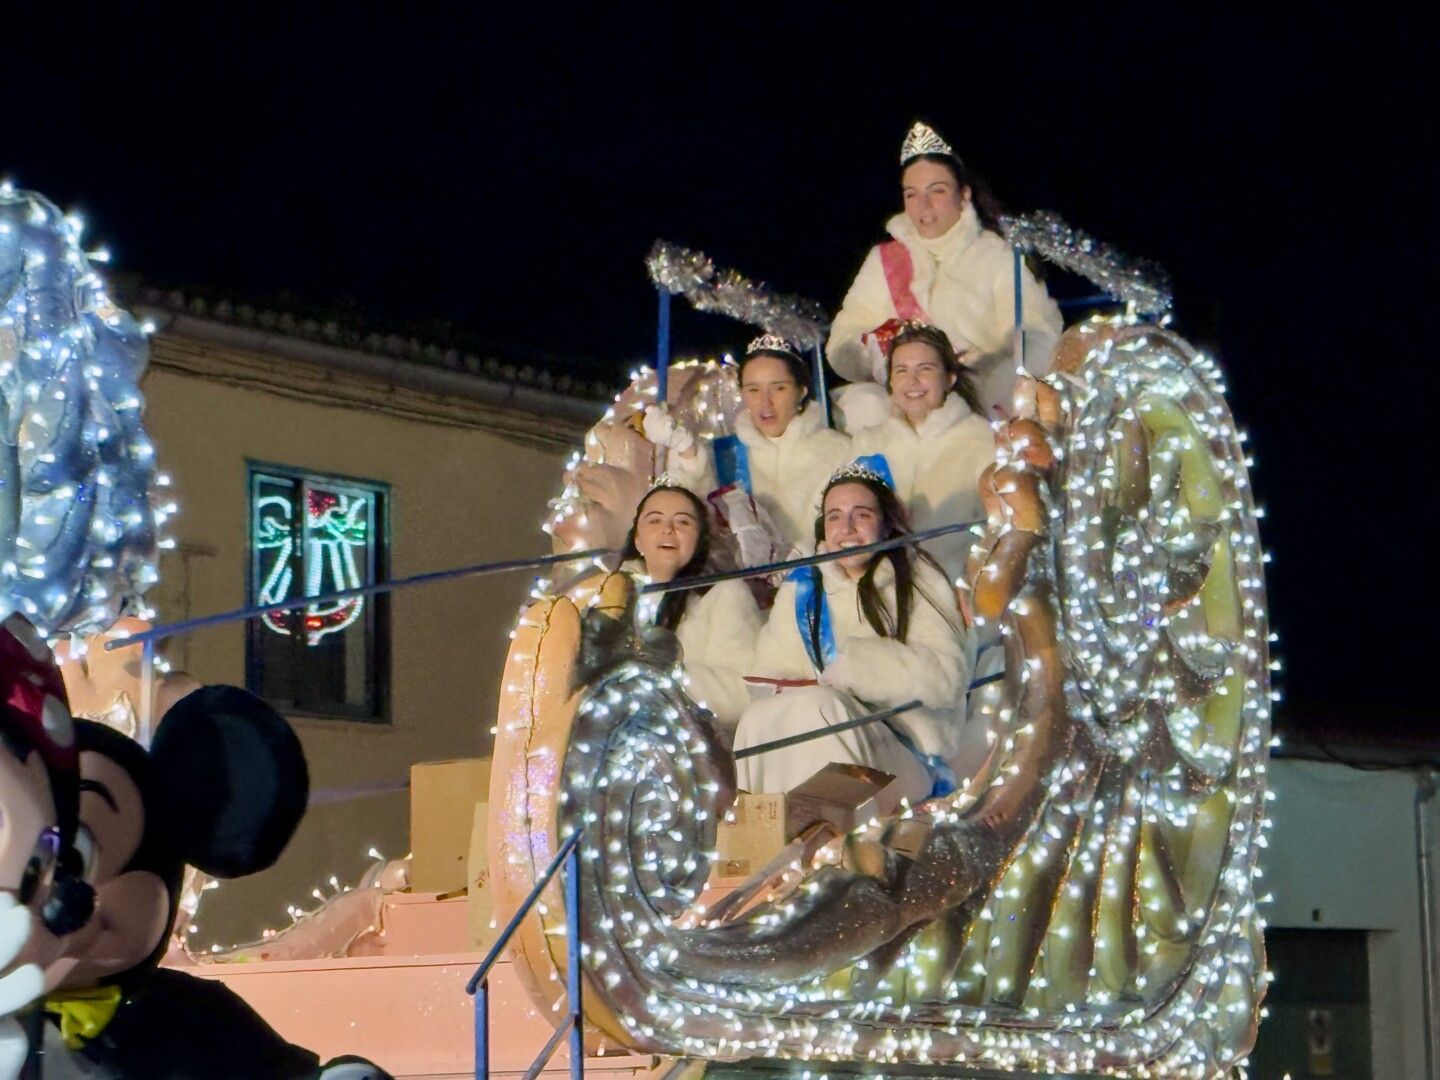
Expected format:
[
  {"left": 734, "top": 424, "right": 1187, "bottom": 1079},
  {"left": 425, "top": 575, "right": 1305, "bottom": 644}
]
[
  {"left": 0, "top": 187, "right": 160, "bottom": 634},
  {"left": 493, "top": 318, "right": 1270, "bottom": 1077}
]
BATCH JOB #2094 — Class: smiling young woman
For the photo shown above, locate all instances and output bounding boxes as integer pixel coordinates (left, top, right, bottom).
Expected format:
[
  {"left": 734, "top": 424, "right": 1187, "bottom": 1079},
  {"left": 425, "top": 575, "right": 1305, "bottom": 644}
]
[
  {"left": 619, "top": 483, "right": 762, "bottom": 733},
  {"left": 826, "top": 121, "right": 1064, "bottom": 416},
  {"left": 731, "top": 462, "right": 986, "bottom": 809}
]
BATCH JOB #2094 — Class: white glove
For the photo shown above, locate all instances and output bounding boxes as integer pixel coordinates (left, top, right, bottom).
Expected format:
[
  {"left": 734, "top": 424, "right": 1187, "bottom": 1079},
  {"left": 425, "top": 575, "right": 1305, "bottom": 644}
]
[
  {"left": 642, "top": 405, "right": 696, "bottom": 454},
  {"left": 0, "top": 895, "right": 41, "bottom": 1019},
  {"left": 859, "top": 330, "right": 888, "bottom": 384}
]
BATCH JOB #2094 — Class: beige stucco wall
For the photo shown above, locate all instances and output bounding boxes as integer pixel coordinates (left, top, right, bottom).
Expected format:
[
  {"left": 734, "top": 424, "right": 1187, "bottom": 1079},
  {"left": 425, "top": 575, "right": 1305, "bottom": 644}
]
[{"left": 140, "top": 329, "right": 580, "bottom": 948}]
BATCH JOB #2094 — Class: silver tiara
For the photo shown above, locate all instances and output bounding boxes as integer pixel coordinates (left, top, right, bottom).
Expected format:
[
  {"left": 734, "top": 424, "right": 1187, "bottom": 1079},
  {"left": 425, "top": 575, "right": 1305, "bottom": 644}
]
[
  {"left": 648, "top": 473, "right": 689, "bottom": 493},
  {"left": 900, "top": 121, "right": 959, "bottom": 166},
  {"left": 827, "top": 460, "right": 889, "bottom": 489},
  {"left": 746, "top": 332, "right": 801, "bottom": 359}
]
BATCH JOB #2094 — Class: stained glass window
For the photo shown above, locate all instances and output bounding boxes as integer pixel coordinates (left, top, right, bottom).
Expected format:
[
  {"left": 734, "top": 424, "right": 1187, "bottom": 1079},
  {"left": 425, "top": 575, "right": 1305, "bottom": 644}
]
[{"left": 246, "top": 466, "right": 389, "bottom": 721}]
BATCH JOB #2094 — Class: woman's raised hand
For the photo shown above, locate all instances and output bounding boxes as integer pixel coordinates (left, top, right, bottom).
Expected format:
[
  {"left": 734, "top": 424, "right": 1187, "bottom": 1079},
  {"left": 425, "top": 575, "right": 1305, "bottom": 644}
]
[{"left": 641, "top": 405, "right": 697, "bottom": 455}]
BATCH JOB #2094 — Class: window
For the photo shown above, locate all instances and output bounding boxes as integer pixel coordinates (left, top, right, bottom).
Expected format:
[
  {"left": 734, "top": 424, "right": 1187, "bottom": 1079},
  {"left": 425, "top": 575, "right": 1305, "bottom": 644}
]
[{"left": 246, "top": 465, "right": 390, "bottom": 721}]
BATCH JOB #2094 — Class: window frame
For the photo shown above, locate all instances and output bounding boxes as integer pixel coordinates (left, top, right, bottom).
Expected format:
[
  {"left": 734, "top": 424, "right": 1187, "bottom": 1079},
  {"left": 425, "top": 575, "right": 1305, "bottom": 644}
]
[{"left": 244, "top": 459, "right": 392, "bottom": 724}]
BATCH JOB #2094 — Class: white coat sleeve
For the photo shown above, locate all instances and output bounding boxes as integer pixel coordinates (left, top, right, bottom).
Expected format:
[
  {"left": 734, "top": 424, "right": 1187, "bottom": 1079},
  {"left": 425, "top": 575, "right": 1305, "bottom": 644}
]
[
  {"left": 748, "top": 581, "right": 817, "bottom": 681},
  {"left": 834, "top": 573, "right": 968, "bottom": 711},
  {"left": 680, "top": 581, "right": 764, "bottom": 733},
  {"left": 826, "top": 246, "right": 892, "bottom": 383},
  {"left": 663, "top": 439, "right": 718, "bottom": 497}
]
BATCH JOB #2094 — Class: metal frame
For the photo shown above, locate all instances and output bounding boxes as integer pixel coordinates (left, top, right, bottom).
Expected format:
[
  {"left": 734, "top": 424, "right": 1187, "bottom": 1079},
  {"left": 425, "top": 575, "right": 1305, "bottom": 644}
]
[{"left": 467, "top": 830, "right": 586, "bottom": 1080}]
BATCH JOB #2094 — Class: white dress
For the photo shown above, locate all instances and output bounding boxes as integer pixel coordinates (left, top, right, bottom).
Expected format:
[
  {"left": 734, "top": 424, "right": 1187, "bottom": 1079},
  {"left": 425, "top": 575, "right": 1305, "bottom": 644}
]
[
  {"left": 851, "top": 394, "right": 994, "bottom": 583},
  {"left": 827, "top": 203, "right": 1064, "bottom": 416},
  {"left": 668, "top": 405, "right": 852, "bottom": 555},
  {"left": 733, "top": 556, "right": 984, "bottom": 813},
  {"left": 627, "top": 562, "right": 762, "bottom": 734}
]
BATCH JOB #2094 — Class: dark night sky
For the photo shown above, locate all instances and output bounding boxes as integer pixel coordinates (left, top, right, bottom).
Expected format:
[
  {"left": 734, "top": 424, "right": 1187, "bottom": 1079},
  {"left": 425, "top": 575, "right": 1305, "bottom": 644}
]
[{"left": 6, "top": 12, "right": 1433, "bottom": 726}]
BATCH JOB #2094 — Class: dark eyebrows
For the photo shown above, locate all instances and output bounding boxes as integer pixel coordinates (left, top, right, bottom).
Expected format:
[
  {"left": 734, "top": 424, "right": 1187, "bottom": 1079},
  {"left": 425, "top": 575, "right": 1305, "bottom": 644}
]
[{"left": 79, "top": 777, "right": 119, "bottom": 813}]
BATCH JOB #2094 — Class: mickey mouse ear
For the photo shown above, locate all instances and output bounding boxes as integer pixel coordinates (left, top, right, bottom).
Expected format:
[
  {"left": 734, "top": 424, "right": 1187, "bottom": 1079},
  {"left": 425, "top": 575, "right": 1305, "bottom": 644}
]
[{"left": 149, "top": 686, "right": 309, "bottom": 878}]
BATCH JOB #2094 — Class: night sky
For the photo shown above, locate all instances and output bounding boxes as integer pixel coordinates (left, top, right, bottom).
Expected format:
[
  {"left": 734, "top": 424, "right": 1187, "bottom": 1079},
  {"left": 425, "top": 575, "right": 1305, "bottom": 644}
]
[{"left": 8, "top": 13, "right": 1431, "bottom": 729}]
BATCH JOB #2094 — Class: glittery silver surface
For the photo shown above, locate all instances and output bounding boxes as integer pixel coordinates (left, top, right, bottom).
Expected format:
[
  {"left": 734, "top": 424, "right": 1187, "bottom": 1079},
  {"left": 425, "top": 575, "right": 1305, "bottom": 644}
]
[
  {"left": 1003, "top": 211, "right": 1174, "bottom": 316},
  {"left": 0, "top": 188, "right": 159, "bottom": 633},
  {"left": 646, "top": 241, "right": 829, "bottom": 351}
]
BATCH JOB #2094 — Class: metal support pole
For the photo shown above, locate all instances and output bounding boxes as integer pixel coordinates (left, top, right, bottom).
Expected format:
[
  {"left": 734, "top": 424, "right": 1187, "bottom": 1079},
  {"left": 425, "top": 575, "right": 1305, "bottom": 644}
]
[
  {"left": 1417, "top": 768, "right": 1439, "bottom": 1080},
  {"left": 565, "top": 840, "right": 585, "bottom": 1080},
  {"left": 1012, "top": 246, "right": 1027, "bottom": 377},
  {"left": 138, "top": 636, "right": 156, "bottom": 748},
  {"left": 474, "top": 982, "right": 490, "bottom": 1080},
  {"left": 655, "top": 289, "right": 671, "bottom": 404},
  {"left": 811, "top": 343, "right": 832, "bottom": 429}
]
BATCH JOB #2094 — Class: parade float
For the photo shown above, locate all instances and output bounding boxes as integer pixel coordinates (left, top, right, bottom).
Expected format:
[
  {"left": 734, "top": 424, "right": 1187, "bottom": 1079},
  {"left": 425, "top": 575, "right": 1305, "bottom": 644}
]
[{"left": 1, "top": 115, "right": 1273, "bottom": 1077}]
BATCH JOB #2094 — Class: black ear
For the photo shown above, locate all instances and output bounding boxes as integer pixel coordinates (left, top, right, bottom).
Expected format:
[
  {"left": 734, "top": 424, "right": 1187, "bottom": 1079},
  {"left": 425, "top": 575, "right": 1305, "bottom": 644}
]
[{"left": 149, "top": 687, "right": 309, "bottom": 878}]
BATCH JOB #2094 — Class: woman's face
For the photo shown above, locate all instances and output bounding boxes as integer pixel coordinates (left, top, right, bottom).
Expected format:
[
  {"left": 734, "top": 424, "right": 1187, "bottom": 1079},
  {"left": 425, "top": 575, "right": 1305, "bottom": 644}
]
[
  {"left": 889, "top": 340, "right": 957, "bottom": 424},
  {"left": 901, "top": 159, "right": 968, "bottom": 239},
  {"left": 741, "top": 354, "right": 805, "bottom": 437},
  {"left": 823, "top": 483, "right": 884, "bottom": 578},
  {"left": 634, "top": 489, "right": 701, "bottom": 582}
]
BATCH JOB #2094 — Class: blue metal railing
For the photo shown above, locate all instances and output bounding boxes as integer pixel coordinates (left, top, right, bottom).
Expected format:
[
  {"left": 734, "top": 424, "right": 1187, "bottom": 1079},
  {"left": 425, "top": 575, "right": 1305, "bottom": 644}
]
[{"left": 466, "top": 829, "right": 585, "bottom": 1080}]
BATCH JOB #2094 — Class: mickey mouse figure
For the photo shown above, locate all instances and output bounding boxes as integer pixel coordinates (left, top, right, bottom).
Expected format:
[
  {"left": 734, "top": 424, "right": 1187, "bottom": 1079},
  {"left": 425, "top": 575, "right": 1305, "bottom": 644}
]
[
  {"left": 1, "top": 615, "right": 96, "bottom": 1080},
  {"left": 37, "top": 687, "right": 391, "bottom": 1079}
]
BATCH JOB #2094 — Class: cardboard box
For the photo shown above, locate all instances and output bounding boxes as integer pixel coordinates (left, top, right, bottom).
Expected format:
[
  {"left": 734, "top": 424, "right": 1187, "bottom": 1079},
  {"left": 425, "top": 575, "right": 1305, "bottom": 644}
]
[
  {"left": 714, "top": 763, "right": 894, "bottom": 877},
  {"left": 409, "top": 758, "right": 491, "bottom": 893},
  {"left": 466, "top": 800, "right": 496, "bottom": 949}
]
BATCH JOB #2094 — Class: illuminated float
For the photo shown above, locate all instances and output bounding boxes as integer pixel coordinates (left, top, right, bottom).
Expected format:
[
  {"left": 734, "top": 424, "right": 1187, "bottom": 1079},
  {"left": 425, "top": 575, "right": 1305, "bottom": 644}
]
[{"left": 491, "top": 234, "right": 1273, "bottom": 1077}]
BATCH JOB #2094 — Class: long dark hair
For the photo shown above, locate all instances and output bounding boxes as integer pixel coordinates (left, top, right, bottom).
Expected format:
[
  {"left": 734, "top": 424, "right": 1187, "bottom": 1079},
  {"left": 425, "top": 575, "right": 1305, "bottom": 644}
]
[
  {"left": 621, "top": 485, "right": 712, "bottom": 631},
  {"left": 807, "top": 474, "right": 948, "bottom": 659},
  {"left": 902, "top": 152, "right": 1005, "bottom": 234},
  {"left": 738, "top": 348, "right": 812, "bottom": 414},
  {"left": 886, "top": 322, "right": 984, "bottom": 416}
]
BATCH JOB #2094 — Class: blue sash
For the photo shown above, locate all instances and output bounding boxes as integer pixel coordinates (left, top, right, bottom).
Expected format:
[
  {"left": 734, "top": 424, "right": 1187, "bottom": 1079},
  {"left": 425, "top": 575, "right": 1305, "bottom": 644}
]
[
  {"left": 713, "top": 434, "right": 751, "bottom": 493},
  {"left": 851, "top": 452, "right": 895, "bottom": 491},
  {"left": 788, "top": 565, "right": 836, "bottom": 670}
]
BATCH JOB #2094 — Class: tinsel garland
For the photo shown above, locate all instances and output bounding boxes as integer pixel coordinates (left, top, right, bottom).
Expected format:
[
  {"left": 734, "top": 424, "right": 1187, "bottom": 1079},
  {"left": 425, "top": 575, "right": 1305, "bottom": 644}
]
[
  {"left": 1002, "top": 210, "right": 1173, "bottom": 316},
  {"left": 646, "top": 241, "right": 828, "bottom": 350}
]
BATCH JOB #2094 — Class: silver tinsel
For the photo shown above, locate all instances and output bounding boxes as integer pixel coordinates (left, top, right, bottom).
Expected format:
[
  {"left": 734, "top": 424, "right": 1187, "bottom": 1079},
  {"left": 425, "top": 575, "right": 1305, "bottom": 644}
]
[
  {"left": 646, "top": 240, "right": 829, "bottom": 350},
  {"left": 0, "top": 187, "right": 160, "bottom": 634},
  {"left": 1003, "top": 210, "right": 1173, "bottom": 316}
]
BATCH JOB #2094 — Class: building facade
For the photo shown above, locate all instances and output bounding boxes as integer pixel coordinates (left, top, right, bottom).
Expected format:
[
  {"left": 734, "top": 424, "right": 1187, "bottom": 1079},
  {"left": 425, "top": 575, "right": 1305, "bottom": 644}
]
[{"left": 136, "top": 293, "right": 603, "bottom": 948}]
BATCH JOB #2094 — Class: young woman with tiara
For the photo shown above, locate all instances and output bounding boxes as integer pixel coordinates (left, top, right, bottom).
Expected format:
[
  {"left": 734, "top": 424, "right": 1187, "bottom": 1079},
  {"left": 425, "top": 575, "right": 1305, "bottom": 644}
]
[
  {"left": 641, "top": 334, "right": 851, "bottom": 562},
  {"left": 850, "top": 321, "right": 995, "bottom": 584},
  {"left": 732, "top": 460, "right": 985, "bottom": 812},
  {"left": 620, "top": 479, "right": 763, "bottom": 734},
  {"left": 827, "top": 121, "right": 1063, "bottom": 420}
]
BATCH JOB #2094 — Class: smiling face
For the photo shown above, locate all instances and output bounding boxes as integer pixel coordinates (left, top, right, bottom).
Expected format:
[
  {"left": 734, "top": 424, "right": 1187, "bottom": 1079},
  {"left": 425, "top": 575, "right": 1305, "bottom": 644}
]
[
  {"left": 633, "top": 489, "right": 702, "bottom": 583},
  {"left": 901, "top": 157, "right": 968, "bottom": 239},
  {"left": 889, "top": 340, "right": 957, "bottom": 425},
  {"left": 740, "top": 354, "right": 806, "bottom": 437},
  {"left": 823, "top": 483, "right": 884, "bottom": 578}
]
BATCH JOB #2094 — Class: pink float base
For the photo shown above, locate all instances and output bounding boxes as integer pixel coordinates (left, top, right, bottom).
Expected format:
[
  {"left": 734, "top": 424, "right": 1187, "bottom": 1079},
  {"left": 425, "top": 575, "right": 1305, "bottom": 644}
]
[{"left": 171, "top": 891, "right": 662, "bottom": 1079}]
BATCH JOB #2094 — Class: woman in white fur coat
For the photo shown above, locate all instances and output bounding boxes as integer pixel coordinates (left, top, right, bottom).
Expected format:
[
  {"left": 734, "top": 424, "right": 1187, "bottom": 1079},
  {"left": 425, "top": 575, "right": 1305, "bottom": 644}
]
[
  {"left": 643, "top": 335, "right": 851, "bottom": 558},
  {"left": 827, "top": 122, "right": 1063, "bottom": 419},
  {"left": 851, "top": 322, "right": 994, "bottom": 583},
  {"left": 621, "top": 482, "right": 762, "bottom": 734},
  {"left": 733, "top": 464, "right": 985, "bottom": 813}
]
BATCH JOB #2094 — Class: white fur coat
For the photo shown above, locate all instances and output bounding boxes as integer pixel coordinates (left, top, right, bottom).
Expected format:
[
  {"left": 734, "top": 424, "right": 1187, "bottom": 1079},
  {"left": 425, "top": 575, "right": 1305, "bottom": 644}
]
[{"left": 826, "top": 203, "right": 1064, "bottom": 414}]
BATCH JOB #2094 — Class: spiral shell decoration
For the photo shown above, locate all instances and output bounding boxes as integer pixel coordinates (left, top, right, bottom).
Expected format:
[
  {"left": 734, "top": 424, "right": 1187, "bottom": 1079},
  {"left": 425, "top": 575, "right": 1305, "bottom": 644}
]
[
  {"left": 0, "top": 186, "right": 161, "bottom": 634},
  {"left": 492, "top": 317, "right": 1270, "bottom": 1077}
]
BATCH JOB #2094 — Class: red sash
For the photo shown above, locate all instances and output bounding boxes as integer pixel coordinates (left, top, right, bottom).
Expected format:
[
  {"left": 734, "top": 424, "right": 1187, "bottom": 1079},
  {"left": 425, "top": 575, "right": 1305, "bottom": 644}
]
[{"left": 878, "top": 241, "right": 930, "bottom": 322}]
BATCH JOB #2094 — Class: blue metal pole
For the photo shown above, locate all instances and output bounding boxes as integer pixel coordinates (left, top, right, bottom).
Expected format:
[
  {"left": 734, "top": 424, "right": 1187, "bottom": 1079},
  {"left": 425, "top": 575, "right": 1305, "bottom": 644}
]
[
  {"left": 474, "top": 982, "right": 490, "bottom": 1080},
  {"left": 811, "top": 343, "right": 832, "bottom": 429},
  {"left": 107, "top": 548, "right": 613, "bottom": 653},
  {"left": 655, "top": 288, "right": 671, "bottom": 404},
  {"left": 1013, "top": 246, "right": 1027, "bottom": 376},
  {"left": 565, "top": 841, "right": 585, "bottom": 1080}
]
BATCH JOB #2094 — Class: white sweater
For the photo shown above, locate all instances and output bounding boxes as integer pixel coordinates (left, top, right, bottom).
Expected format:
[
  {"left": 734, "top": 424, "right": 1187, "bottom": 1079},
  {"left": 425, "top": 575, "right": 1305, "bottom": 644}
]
[
  {"left": 852, "top": 394, "right": 993, "bottom": 581},
  {"left": 750, "top": 556, "right": 971, "bottom": 764},
  {"left": 669, "top": 405, "right": 852, "bottom": 551},
  {"left": 625, "top": 563, "right": 762, "bottom": 733},
  {"left": 827, "top": 204, "right": 1064, "bottom": 413}
]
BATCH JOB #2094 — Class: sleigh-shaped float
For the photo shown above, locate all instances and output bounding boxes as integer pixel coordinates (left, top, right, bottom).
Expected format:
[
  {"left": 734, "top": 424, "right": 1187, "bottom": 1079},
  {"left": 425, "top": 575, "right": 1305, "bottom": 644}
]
[{"left": 486, "top": 238, "right": 1272, "bottom": 1079}]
